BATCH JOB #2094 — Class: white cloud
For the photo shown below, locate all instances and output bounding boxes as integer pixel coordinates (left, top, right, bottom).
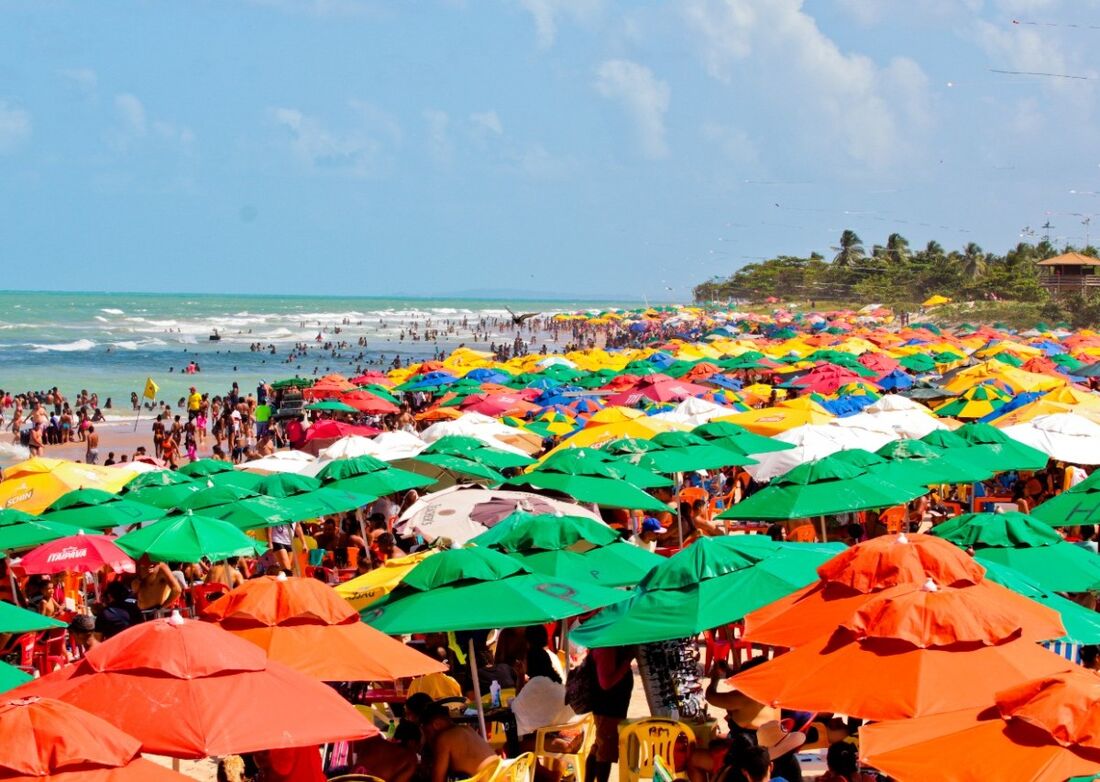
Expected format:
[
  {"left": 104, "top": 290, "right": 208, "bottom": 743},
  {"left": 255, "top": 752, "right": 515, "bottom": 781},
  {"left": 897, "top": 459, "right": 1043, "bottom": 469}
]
[
  {"left": 594, "top": 59, "right": 670, "bottom": 159},
  {"left": 115, "top": 93, "right": 147, "bottom": 137},
  {"left": 517, "top": 0, "right": 602, "bottom": 48},
  {"left": 272, "top": 106, "right": 384, "bottom": 176},
  {"left": 470, "top": 110, "right": 504, "bottom": 136},
  {"left": 682, "top": 0, "right": 933, "bottom": 168},
  {"left": 423, "top": 108, "right": 452, "bottom": 163},
  {"left": 59, "top": 68, "right": 98, "bottom": 96},
  {"left": 0, "top": 101, "right": 31, "bottom": 153}
]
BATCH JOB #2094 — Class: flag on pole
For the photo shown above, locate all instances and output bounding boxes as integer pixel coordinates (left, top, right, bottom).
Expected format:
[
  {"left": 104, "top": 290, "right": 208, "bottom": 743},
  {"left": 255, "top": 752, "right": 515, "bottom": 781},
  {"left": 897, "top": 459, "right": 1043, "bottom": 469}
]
[{"left": 143, "top": 377, "right": 159, "bottom": 400}]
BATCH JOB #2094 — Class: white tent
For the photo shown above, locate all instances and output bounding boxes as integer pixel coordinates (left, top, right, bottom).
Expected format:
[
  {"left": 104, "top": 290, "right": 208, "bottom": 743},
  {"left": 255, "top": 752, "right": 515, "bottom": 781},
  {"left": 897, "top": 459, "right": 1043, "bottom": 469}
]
[{"left": 1003, "top": 413, "right": 1100, "bottom": 465}]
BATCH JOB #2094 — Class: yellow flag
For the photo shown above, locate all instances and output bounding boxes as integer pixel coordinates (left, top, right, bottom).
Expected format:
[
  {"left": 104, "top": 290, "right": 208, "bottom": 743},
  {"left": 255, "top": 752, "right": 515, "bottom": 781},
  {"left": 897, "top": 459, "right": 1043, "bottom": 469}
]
[{"left": 143, "top": 377, "right": 159, "bottom": 400}]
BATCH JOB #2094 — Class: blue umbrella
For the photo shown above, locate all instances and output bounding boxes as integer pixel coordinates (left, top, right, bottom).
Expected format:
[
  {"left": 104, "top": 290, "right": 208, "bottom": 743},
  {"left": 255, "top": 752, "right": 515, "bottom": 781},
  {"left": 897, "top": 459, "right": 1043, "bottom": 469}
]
[
  {"left": 978, "top": 391, "right": 1044, "bottom": 423},
  {"left": 877, "top": 369, "right": 914, "bottom": 391},
  {"left": 706, "top": 373, "right": 743, "bottom": 391}
]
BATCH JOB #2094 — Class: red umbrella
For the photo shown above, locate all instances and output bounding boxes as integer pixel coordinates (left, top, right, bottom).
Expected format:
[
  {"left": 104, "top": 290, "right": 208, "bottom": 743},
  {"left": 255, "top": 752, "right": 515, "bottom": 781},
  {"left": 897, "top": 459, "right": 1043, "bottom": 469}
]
[
  {"left": 201, "top": 574, "right": 447, "bottom": 681},
  {"left": 304, "top": 374, "right": 357, "bottom": 400},
  {"left": 19, "top": 533, "right": 134, "bottom": 576},
  {"left": 460, "top": 393, "right": 540, "bottom": 417},
  {"left": 300, "top": 420, "right": 382, "bottom": 455},
  {"left": 12, "top": 614, "right": 376, "bottom": 758},
  {"left": 607, "top": 377, "right": 712, "bottom": 406},
  {"left": 350, "top": 372, "right": 392, "bottom": 386},
  {"left": 0, "top": 695, "right": 190, "bottom": 781},
  {"left": 858, "top": 352, "right": 900, "bottom": 376},
  {"left": 340, "top": 389, "right": 399, "bottom": 415},
  {"left": 787, "top": 363, "right": 873, "bottom": 395}
]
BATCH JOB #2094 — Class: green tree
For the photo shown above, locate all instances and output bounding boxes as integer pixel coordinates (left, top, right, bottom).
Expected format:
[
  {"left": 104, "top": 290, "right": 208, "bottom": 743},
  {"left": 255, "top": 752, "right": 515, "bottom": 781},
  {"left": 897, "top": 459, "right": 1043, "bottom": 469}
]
[{"left": 831, "top": 230, "right": 865, "bottom": 268}]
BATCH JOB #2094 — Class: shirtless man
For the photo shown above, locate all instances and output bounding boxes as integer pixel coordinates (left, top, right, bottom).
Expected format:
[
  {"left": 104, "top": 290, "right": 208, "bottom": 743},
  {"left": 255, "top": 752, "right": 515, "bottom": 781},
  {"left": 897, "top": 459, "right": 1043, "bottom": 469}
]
[
  {"left": 424, "top": 705, "right": 498, "bottom": 782},
  {"left": 134, "top": 554, "right": 182, "bottom": 612},
  {"left": 85, "top": 425, "right": 99, "bottom": 464}
]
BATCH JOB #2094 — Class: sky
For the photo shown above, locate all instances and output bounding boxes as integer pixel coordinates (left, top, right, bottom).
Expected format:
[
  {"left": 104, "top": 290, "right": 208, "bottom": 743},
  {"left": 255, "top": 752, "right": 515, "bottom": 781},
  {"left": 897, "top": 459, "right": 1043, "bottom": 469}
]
[{"left": 1, "top": 0, "right": 1100, "bottom": 301}]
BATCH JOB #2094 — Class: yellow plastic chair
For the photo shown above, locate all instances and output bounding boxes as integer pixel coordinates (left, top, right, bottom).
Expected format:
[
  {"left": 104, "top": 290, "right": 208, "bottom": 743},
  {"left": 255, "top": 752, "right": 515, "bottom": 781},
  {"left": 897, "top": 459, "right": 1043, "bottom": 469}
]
[
  {"left": 617, "top": 717, "right": 695, "bottom": 782},
  {"left": 457, "top": 759, "right": 503, "bottom": 782},
  {"left": 535, "top": 713, "right": 596, "bottom": 782},
  {"left": 496, "top": 753, "right": 536, "bottom": 782}
]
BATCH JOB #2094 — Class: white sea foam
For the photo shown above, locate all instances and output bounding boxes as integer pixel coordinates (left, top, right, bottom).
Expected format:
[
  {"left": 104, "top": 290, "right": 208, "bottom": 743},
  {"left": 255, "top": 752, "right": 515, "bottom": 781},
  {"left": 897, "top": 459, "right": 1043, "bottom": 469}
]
[
  {"left": 29, "top": 339, "right": 97, "bottom": 353},
  {"left": 101, "top": 308, "right": 124, "bottom": 315}
]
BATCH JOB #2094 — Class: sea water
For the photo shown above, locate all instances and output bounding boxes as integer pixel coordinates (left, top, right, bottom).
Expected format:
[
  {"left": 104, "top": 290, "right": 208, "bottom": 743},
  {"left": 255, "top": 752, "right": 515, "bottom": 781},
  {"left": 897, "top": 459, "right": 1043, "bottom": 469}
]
[{"left": 0, "top": 290, "right": 637, "bottom": 410}]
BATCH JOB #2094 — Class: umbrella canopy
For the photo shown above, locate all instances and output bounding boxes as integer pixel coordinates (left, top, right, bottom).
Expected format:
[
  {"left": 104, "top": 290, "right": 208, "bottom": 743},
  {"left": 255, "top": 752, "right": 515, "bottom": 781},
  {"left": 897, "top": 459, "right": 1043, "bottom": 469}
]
[
  {"left": 570, "top": 536, "right": 842, "bottom": 648},
  {"left": 861, "top": 670, "right": 1100, "bottom": 782},
  {"left": 1032, "top": 470, "right": 1100, "bottom": 527},
  {"left": 41, "top": 489, "right": 165, "bottom": 532},
  {"left": 304, "top": 399, "right": 359, "bottom": 413},
  {"left": 0, "top": 600, "right": 66, "bottom": 633},
  {"left": 410, "top": 453, "right": 505, "bottom": 484},
  {"left": 730, "top": 579, "right": 1071, "bottom": 720},
  {"left": 0, "top": 662, "right": 31, "bottom": 694},
  {"left": 953, "top": 422, "right": 1050, "bottom": 471},
  {"left": 934, "top": 384, "right": 1011, "bottom": 419},
  {"left": 0, "top": 695, "right": 193, "bottom": 781},
  {"left": 931, "top": 512, "right": 1100, "bottom": 593},
  {"left": 19, "top": 533, "right": 134, "bottom": 576},
  {"left": 0, "top": 458, "right": 133, "bottom": 514},
  {"left": 507, "top": 450, "right": 671, "bottom": 512},
  {"left": 202, "top": 574, "right": 446, "bottom": 681},
  {"left": 12, "top": 614, "right": 375, "bottom": 758},
  {"left": 120, "top": 481, "right": 201, "bottom": 510},
  {"left": 874, "top": 439, "right": 995, "bottom": 485},
  {"left": 742, "top": 533, "right": 1061, "bottom": 647},
  {"left": 361, "top": 547, "right": 630, "bottom": 634},
  {"left": 177, "top": 459, "right": 237, "bottom": 479},
  {"left": 692, "top": 421, "right": 796, "bottom": 454},
  {"left": 419, "top": 435, "right": 536, "bottom": 470},
  {"left": 1002, "top": 413, "right": 1100, "bottom": 465},
  {"left": 334, "top": 550, "right": 437, "bottom": 611},
  {"left": 318, "top": 455, "right": 436, "bottom": 497},
  {"left": 981, "top": 559, "right": 1100, "bottom": 645},
  {"left": 510, "top": 544, "right": 661, "bottom": 588},
  {"left": 115, "top": 511, "right": 266, "bottom": 563},
  {"left": 0, "top": 509, "right": 82, "bottom": 552},
  {"left": 720, "top": 458, "right": 927, "bottom": 521}
]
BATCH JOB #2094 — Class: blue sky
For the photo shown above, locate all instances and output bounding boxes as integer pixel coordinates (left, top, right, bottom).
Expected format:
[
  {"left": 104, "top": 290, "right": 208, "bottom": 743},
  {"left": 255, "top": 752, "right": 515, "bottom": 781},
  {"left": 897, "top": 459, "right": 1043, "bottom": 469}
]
[{"left": 1, "top": 0, "right": 1099, "bottom": 300}]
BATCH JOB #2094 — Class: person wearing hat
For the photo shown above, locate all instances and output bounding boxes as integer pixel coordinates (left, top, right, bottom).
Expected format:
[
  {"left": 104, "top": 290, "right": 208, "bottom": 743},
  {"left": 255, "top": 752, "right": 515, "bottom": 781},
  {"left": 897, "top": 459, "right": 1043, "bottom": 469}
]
[
  {"left": 756, "top": 720, "right": 805, "bottom": 782},
  {"left": 634, "top": 517, "right": 666, "bottom": 551}
]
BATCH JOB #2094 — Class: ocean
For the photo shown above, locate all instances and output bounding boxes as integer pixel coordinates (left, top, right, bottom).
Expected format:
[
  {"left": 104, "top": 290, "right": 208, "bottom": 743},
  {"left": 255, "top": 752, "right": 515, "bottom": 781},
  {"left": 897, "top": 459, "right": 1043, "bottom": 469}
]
[{"left": 0, "top": 290, "right": 638, "bottom": 411}]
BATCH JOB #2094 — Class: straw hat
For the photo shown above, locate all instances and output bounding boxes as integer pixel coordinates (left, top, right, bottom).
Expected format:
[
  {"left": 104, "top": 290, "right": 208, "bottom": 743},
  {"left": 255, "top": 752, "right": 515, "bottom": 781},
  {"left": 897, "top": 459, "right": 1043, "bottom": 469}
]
[{"left": 756, "top": 720, "right": 806, "bottom": 759}]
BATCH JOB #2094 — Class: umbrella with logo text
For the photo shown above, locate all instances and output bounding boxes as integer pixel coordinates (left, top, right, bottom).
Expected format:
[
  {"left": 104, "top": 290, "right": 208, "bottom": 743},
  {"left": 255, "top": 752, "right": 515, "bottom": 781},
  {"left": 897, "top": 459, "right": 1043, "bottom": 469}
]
[
  {"left": 19, "top": 533, "right": 134, "bottom": 576},
  {"left": 1032, "top": 469, "right": 1100, "bottom": 527}
]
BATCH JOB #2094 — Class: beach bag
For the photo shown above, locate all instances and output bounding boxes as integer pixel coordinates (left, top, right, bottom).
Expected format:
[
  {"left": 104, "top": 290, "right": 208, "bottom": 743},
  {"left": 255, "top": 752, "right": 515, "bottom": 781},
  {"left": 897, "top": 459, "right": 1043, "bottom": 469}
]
[{"left": 564, "top": 653, "right": 598, "bottom": 714}]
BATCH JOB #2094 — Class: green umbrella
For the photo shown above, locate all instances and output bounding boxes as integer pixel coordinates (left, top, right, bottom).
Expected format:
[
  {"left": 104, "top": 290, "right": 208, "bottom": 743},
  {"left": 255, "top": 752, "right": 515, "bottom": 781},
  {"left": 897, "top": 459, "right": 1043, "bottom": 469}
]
[
  {"left": 569, "top": 536, "right": 842, "bottom": 648},
  {"left": 875, "top": 440, "right": 995, "bottom": 485},
  {"left": 718, "top": 458, "right": 927, "bottom": 521},
  {"left": 0, "top": 599, "right": 66, "bottom": 632},
  {"left": 1032, "top": 471, "right": 1100, "bottom": 527},
  {"left": 252, "top": 472, "right": 374, "bottom": 516},
  {"left": 472, "top": 511, "right": 621, "bottom": 551},
  {"left": 177, "top": 484, "right": 258, "bottom": 513},
  {"left": 315, "top": 454, "right": 392, "bottom": 482},
  {"left": 412, "top": 454, "right": 505, "bottom": 484},
  {"left": 203, "top": 495, "right": 303, "bottom": 530},
  {"left": 326, "top": 469, "right": 436, "bottom": 498},
  {"left": 931, "top": 512, "right": 1100, "bottom": 592},
  {"left": 272, "top": 376, "right": 311, "bottom": 389},
  {"left": 603, "top": 438, "right": 664, "bottom": 456},
  {"left": 361, "top": 547, "right": 630, "bottom": 633},
  {"left": 953, "top": 422, "right": 1049, "bottom": 471},
  {"left": 0, "top": 661, "right": 31, "bottom": 694},
  {"left": 178, "top": 458, "right": 237, "bottom": 478},
  {"left": 124, "top": 470, "right": 194, "bottom": 490},
  {"left": 305, "top": 400, "right": 359, "bottom": 413},
  {"left": 532, "top": 449, "right": 673, "bottom": 489},
  {"left": 642, "top": 431, "right": 758, "bottom": 471},
  {"left": 0, "top": 510, "right": 81, "bottom": 552},
  {"left": 122, "top": 481, "right": 201, "bottom": 510},
  {"left": 691, "top": 422, "right": 796, "bottom": 454},
  {"left": 360, "top": 384, "right": 400, "bottom": 404},
  {"left": 505, "top": 471, "right": 670, "bottom": 512},
  {"left": 980, "top": 559, "right": 1100, "bottom": 645},
  {"left": 201, "top": 470, "right": 264, "bottom": 490},
  {"left": 421, "top": 435, "right": 536, "bottom": 470},
  {"left": 115, "top": 510, "right": 266, "bottom": 563},
  {"left": 898, "top": 354, "right": 937, "bottom": 373},
  {"left": 41, "top": 488, "right": 165, "bottom": 531},
  {"left": 511, "top": 544, "right": 661, "bottom": 588},
  {"left": 252, "top": 473, "right": 322, "bottom": 497}
]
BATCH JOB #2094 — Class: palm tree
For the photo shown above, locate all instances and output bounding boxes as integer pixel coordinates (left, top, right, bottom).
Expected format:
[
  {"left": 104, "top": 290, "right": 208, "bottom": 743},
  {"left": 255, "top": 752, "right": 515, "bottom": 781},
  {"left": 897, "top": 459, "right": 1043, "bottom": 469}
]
[
  {"left": 885, "top": 233, "right": 910, "bottom": 265},
  {"left": 832, "top": 230, "right": 865, "bottom": 268},
  {"left": 962, "top": 242, "right": 985, "bottom": 280}
]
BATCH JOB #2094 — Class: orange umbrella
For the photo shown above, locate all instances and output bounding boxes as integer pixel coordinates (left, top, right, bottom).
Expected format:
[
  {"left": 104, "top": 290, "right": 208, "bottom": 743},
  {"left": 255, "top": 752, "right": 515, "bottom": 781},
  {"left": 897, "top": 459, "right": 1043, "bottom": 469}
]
[
  {"left": 201, "top": 574, "right": 446, "bottom": 681},
  {"left": 0, "top": 695, "right": 190, "bottom": 781},
  {"left": 861, "top": 670, "right": 1100, "bottom": 781},
  {"left": 744, "top": 534, "right": 1060, "bottom": 647},
  {"left": 730, "top": 580, "right": 1071, "bottom": 720},
  {"left": 13, "top": 614, "right": 375, "bottom": 759}
]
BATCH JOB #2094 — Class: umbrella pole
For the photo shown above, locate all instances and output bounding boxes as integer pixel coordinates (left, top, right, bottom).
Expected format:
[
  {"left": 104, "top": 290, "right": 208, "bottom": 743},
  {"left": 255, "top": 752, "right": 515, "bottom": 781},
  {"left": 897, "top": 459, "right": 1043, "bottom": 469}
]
[
  {"left": 676, "top": 472, "right": 685, "bottom": 549},
  {"left": 818, "top": 516, "right": 827, "bottom": 543},
  {"left": 468, "top": 638, "right": 488, "bottom": 739}
]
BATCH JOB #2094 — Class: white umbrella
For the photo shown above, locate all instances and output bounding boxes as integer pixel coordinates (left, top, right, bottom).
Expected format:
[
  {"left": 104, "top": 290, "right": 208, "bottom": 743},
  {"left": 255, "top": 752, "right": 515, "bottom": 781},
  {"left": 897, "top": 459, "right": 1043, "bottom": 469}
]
[
  {"left": 396, "top": 485, "right": 601, "bottom": 545},
  {"left": 837, "top": 410, "right": 944, "bottom": 440},
  {"left": 745, "top": 422, "right": 898, "bottom": 483},
  {"left": 651, "top": 397, "right": 742, "bottom": 428},
  {"left": 240, "top": 450, "right": 318, "bottom": 474},
  {"left": 865, "top": 395, "right": 936, "bottom": 415},
  {"left": 420, "top": 413, "right": 540, "bottom": 456},
  {"left": 1003, "top": 413, "right": 1100, "bottom": 464}
]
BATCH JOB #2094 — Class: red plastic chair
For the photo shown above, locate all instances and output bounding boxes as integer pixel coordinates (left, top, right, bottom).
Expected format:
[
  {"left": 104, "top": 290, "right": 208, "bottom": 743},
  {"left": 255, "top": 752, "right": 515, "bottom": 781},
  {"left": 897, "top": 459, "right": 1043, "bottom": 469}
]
[
  {"left": 34, "top": 628, "right": 67, "bottom": 675},
  {"left": 13, "top": 632, "right": 36, "bottom": 674},
  {"left": 702, "top": 626, "right": 733, "bottom": 673},
  {"left": 189, "top": 583, "right": 229, "bottom": 617}
]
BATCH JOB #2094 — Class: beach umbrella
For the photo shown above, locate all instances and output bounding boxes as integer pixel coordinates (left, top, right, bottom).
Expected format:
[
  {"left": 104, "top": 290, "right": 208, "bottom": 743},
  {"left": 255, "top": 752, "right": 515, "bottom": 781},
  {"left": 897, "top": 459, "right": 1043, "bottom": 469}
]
[
  {"left": 361, "top": 547, "right": 630, "bottom": 634},
  {"left": 505, "top": 451, "right": 671, "bottom": 512},
  {"left": 122, "top": 470, "right": 194, "bottom": 491},
  {"left": 1032, "top": 470, "right": 1100, "bottom": 527},
  {"left": 720, "top": 457, "right": 927, "bottom": 523},
  {"left": 335, "top": 550, "right": 437, "bottom": 611},
  {"left": 874, "top": 439, "right": 995, "bottom": 485},
  {"left": 318, "top": 454, "right": 436, "bottom": 497},
  {"left": 177, "top": 458, "right": 237, "bottom": 479},
  {"left": 13, "top": 614, "right": 376, "bottom": 758},
  {"left": 41, "top": 488, "right": 165, "bottom": 531},
  {"left": 691, "top": 421, "right": 796, "bottom": 454},
  {"left": 19, "top": 533, "right": 134, "bottom": 576},
  {"left": 115, "top": 510, "right": 266, "bottom": 563},
  {"left": 933, "top": 384, "right": 1011, "bottom": 419},
  {"left": 0, "top": 509, "right": 82, "bottom": 552},
  {"left": 120, "top": 480, "right": 202, "bottom": 510},
  {"left": 471, "top": 510, "right": 661, "bottom": 587},
  {"left": 252, "top": 473, "right": 373, "bottom": 517},
  {"left": 923, "top": 424, "right": 1049, "bottom": 472},
  {"left": 0, "top": 661, "right": 31, "bottom": 694},
  {"left": 202, "top": 574, "right": 446, "bottom": 681},
  {"left": 570, "top": 536, "right": 842, "bottom": 648},
  {"left": 742, "top": 423, "right": 890, "bottom": 483},
  {"left": 0, "top": 600, "right": 66, "bottom": 633},
  {"left": 930, "top": 512, "right": 1100, "bottom": 593},
  {"left": 730, "top": 579, "right": 1071, "bottom": 721},
  {"left": 981, "top": 559, "right": 1100, "bottom": 645},
  {"left": 742, "top": 534, "right": 1061, "bottom": 648},
  {"left": 301, "top": 420, "right": 382, "bottom": 454},
  {"left": 717, "top": 404, "right": 835, "bottom": 437},
  {"left": 0, "top": 458, "right": 134, "bottom": 514},
  {"left": 861, "top": 670, "right": 1100, "bottom": 782},
  {"left": 395, "top": 485, "right": 601, "bottom": 545},
  {"left": 0, "top": 695, "right": 194, "bottom": 781},
  {"left": 304, "top": 399, "right": 359, "bottom": 414},
  {"left": 176, "top": 483, "right": 257, "bottom": 513},
  {"left": 1002, "top": 413, "right": 1100, "bottom": 465},
  {"left": 240, "top": 450, "right": 318, "bottom": 475},
  {"left": 420, "top": 435, "right": 536, "bottom": 470}
]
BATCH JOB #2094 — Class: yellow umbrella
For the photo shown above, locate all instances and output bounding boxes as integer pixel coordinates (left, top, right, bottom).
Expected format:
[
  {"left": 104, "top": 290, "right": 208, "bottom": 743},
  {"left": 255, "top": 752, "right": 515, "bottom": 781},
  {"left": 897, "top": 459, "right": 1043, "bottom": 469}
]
[
  {"left": 922, "top": 294, "right": 951, "bottom": 307},
  {"left": 584, "top": 407, "right": 646, "bottom": 427},
  {"left": 541, "top": 417, "right": 688, "bottom": 460},
  {"left": 335, "top": 549, "right": 437, "bottom": 611},
  {"left": 0, "top": 457, "right": 134, "bottom": 514},
  {"left": 716, "top": 405, "right": 835, "bottom": 436}
]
